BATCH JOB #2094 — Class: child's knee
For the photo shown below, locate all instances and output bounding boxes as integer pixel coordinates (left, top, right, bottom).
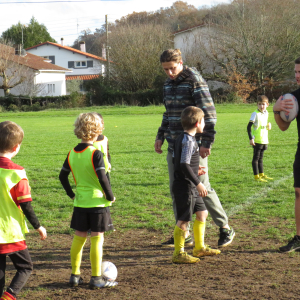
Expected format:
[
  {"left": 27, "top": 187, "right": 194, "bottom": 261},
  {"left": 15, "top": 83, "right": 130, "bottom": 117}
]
[{"left": 195, "top": 210, "right": 208, "bottom": 222}]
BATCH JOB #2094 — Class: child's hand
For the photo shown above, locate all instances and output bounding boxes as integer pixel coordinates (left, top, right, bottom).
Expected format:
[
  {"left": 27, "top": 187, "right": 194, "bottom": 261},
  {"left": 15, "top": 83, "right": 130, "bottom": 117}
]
[
  {"left": 196, "top": 182, "right": 208, "bottom": 197},
  {"left": 267, "top": 122, "right": 271, "bottom": 130},
  {"left": 36, "top": 226, "right": 47, "bottom": 240},
  {"left": 111, "top": 197, "right": 116, "bottom": 203},
  {"left": 198, "top": 165, "right": 206, "bottom": 176},
  {"left": 250, "top": 139, "right": 255, "bottom": 146},
  {"left": 108, "top": 163, "right": 112, "bottom": 171}
]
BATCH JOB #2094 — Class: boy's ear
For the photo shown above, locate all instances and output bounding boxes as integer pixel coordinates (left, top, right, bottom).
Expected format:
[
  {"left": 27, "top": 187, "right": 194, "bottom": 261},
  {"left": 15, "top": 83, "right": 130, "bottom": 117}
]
[{"left": 11, "top": 143, "right": 20, "bottom": 152}]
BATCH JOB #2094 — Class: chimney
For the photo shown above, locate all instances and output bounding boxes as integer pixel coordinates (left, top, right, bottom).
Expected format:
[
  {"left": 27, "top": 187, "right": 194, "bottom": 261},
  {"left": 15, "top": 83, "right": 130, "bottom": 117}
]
[
  {"left": 79, "top": 41, "right": 86, "bottom": 52},
  {"left": 61, "top": 38, "right": 64, "bottom": 46},
  {"left": 102, "top": 46, "right": 106, "bottom": 60},
  {"left": 14, "top": 44, "right": 22, "bottom": 56}
]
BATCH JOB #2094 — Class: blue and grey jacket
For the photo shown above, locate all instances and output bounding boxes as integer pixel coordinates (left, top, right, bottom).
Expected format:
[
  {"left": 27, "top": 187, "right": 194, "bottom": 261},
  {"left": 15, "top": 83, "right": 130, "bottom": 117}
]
[{"left": 156, "top": 66, "right": 217, "bottom": 153}]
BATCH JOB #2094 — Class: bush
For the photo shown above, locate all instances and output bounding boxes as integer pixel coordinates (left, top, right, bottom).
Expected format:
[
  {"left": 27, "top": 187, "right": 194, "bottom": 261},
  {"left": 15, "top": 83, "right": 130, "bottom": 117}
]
[
  {"left": 46, "top": 103, "right": 58, "bottom": 109},
  {"left": 31, "top": 102, "right": 41, "bottom": 111},
  {"left": 20, "top": 105, "right": 31, "bottom": 112},
  {"left": 8, "top": 104, "right": 19, "bottom": 112},
  {"left": 86, "top": 77, "right": 163, "bottom": 106},
  {"left": 226, "top": 92, "right": 244, "bottom": 103}
]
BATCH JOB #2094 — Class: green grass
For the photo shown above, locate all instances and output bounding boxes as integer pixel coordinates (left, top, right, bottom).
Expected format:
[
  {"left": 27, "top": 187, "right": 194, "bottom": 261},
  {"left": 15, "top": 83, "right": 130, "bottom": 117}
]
[{"left": 0, "top": 104, "right": 298, "bottom": 238}]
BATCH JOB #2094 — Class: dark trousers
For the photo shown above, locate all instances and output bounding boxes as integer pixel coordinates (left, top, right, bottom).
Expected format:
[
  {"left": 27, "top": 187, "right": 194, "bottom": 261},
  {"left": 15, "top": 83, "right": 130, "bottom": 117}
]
[
  {"left": 252, "top": 143, "right": 268, "bottom": 175},
  {"left": 0, "top": 248, "right": 33, "bottom": 297}
]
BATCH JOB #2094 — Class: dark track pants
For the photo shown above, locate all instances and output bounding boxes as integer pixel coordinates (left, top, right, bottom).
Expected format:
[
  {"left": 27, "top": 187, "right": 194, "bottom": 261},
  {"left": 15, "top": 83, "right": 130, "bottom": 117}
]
[{"left": 0, "top": 248, "right": 33, "bottom": 297}]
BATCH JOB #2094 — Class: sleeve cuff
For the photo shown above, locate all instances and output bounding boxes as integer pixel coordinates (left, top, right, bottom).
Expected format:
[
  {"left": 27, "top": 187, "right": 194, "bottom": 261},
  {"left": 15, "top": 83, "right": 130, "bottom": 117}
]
[{"left": 200, "top": 140, "right": 212, "bottom": 149}]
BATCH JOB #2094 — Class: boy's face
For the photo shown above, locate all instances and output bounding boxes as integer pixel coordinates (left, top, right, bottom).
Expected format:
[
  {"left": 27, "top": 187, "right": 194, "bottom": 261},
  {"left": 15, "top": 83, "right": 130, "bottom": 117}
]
[
  {"left": 161, "top": 61, "right": 183, "bottom": 80},
  {"left": 257, "top": 101, "right": 269, "bottom": 112},
  {"left": 196, "top": 118, "right": 205, "bottom": 133}
]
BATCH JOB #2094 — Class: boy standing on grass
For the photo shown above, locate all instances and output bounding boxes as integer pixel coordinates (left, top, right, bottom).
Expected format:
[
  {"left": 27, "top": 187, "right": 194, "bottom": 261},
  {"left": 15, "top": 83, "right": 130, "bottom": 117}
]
[
  {"left": 93, "top": 113, "right": 111, "bottom": 183},
  {"left": 0, "top": 121, "right": 47, "bottom": 300},
  {"left": 59, "top": 112, "right": 117, "bottom": 289},
  {"left": 172, "top": 107, "right": 220, "bottom": 264},
  {"left": 247, "top": 95, "right": 273, "bottom": 182}
]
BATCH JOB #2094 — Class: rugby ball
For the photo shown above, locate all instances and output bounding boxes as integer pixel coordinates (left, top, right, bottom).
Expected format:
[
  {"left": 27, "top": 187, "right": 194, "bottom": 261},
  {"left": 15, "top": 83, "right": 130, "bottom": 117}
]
[
  {"left": 280, "top": 93, "right": 298, "bottom": 122},
  {"left": 102, "top": 261, "right": 118, "bottom": 281}
]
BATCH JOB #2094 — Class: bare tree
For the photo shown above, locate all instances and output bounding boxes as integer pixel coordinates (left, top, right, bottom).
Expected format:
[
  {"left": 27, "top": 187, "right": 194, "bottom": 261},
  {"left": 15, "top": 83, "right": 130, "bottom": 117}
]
[
  {"left": 184, "top": 0, "right": 300, "bottom": 95},
  {"left": 13, "top": 70, "right": 47, "bottom": 97},
  {"left": 0, "top": 43, "right": 31, "bottom": 96},
  {"left": 108, "top": 23, "right": 172, "bottom": 92}
]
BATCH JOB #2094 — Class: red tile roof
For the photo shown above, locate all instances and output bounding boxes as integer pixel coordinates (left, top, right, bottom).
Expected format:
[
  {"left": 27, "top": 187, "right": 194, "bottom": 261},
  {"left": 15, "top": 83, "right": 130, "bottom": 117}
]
[
  {"left": 66, "top": 75, "right": 99, "bottom": 81},
  {"left": 173, "top": 23, "right": 205, "bottom": 35},
  {"left": 26, "top": 42, "right": 107, "bottom": 62},
  {"left": 0, "top": 43, "right": 70, "bottom": 72}
]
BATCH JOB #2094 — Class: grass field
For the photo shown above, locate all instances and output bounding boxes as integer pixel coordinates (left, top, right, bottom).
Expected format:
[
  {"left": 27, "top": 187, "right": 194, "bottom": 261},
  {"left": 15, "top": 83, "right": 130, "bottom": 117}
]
[
  {"left": 2, "top": 104, "right": 300, "bottom": 300},
  {"left": 0, "top": 104, "right": 298, "bottom": 241}
]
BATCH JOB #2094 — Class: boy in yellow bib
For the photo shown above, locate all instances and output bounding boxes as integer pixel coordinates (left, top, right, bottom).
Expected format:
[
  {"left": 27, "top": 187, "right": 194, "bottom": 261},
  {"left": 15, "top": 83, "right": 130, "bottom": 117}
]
[
  {"left": 0, "top": 121, "right": 47, "bottom": 300},
  {"left": 59, "top": 113, "right": 117, "bottom": 289},
  {"left": 247, "top": 95, "right": 273, "bottom": 182}
]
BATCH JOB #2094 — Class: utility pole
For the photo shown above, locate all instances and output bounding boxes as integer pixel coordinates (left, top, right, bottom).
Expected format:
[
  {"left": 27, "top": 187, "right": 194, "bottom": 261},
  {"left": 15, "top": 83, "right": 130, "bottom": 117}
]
[{"left": 105, "top": 14, "right": 110, "bottom": 82}]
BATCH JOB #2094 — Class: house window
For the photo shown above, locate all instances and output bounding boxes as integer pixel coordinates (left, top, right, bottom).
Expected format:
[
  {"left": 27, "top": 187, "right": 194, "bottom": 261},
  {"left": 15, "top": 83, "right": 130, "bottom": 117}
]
[
  {"left": 42, "top": 56, "right": 55, "bottom": 64},
  {"left": 75, "top": 61, "right": 87, "bottom": 68},
  {"left": 48, "top": 84, "right": 55, "bottom": 94}
]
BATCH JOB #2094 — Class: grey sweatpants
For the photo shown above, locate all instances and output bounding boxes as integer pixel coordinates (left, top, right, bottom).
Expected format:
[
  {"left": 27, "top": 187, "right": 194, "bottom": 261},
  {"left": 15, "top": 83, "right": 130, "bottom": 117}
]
[{"left": 167, "top": 151, "right": 228, "bottom": 228}]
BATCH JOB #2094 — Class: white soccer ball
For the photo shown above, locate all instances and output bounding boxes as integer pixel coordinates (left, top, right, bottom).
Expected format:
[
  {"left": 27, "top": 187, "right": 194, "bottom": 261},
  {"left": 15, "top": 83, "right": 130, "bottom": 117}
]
[
  {"left": 280, "top": 93, "right": 299, "bottom": 122},
  {"left": 102, "top": 261, "right": 118, "bottom": 281}
]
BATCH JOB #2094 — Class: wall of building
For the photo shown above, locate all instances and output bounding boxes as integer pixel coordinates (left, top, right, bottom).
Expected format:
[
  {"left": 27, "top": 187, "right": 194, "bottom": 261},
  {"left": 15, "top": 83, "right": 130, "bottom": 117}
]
[
  {"left": 27, "top": 45, "right": 104, "bottom": 76},
  {"left": 34, "top": 72, "right": 67, "bottom": 96},
  {"left": 0, "top": 71, "right": 67, "bottom": 97}
]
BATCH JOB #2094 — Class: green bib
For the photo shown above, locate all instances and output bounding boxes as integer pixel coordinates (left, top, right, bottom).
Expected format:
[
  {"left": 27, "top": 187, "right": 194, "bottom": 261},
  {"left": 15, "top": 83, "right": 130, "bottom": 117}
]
[
  {"left": 68, "top": 146, "right": 111, "bottom": 208},
  {"left": 0, "top": 168, "right": 29, "bottom": 244},
  {"left": 251, "top": 109, "right": 269, "bottom": 144},
  {"left": 94, "top": 136, "right": 110, "bottom": 173}
]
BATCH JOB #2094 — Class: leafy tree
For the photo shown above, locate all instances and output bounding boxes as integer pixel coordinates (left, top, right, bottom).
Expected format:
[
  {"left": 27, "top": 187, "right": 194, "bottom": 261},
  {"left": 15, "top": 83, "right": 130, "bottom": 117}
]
[
  {"left": 1, "top": 17, "right": 56, "bottom": 49},
  {"left": 115, "top": 1, "right": 202, "bottom": 31}
]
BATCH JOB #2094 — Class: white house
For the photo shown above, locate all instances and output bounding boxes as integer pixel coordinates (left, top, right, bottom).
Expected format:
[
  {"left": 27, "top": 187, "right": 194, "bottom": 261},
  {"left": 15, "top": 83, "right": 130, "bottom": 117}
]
[
  {"left": 26, "top": 40, "right": 107, "bottom": 92},
  {"left": 0, "top": 43, "right": 71, "bottom": 97},
  {"left": 173, "top": 24, "right": 227, "bottom": 90}
]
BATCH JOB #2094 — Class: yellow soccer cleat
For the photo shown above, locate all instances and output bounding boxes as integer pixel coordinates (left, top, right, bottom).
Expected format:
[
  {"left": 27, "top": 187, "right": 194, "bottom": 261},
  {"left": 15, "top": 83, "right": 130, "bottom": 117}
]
[
  {"left": 260, "top": 174, "right": 273, "bottom": 180},
  {"left": 193, "top": 245, "right": 221, "bottom": 258},
  {"left": 255, "top": 177, "right": 267, "bottom": 182},
  {"left": 172, "top": 251, "right": 200, "bottom": 264}
]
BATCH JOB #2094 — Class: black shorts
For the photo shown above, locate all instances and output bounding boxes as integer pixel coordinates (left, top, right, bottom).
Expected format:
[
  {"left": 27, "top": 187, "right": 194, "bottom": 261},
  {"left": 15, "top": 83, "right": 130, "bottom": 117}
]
[
  {"left": 70, "top": 207, "right": 114, "bottom": 232},
  {"left": 294, "top": 152, "right": 300, "bottom": 188},
  {"left": 172, "top": 182, "right": 206, "bottom": 222}
]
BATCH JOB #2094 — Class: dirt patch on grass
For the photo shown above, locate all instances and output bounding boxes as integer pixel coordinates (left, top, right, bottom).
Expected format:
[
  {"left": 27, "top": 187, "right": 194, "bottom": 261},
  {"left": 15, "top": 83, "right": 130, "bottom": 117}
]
[{"left": 4, "top": 217, "right": 300, "bottom": 300}]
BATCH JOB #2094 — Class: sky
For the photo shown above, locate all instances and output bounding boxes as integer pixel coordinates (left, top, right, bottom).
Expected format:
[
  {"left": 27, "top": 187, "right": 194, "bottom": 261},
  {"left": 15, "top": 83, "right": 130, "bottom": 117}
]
[{"left": 0, "top": 0, "right": 230, "bottom": 47}]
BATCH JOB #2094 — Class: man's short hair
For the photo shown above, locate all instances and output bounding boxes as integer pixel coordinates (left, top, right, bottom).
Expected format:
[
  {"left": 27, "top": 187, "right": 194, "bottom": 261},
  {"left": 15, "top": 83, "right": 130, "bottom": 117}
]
[
  {"left": 181, "top": 106, "right": 204, "bottom": 130},
  {"left": 257, "top": 95, "right": 269, "bottom": 104},
  {"left": 160, "top": 49, "right": 182, "bottom": 63},
  {"left": 295, "top": 57, "right": 300, "bottom": 64},
  {"left": 0, "top": 121, "right": 24, "bottom": 153},
  {"left": 74, "top": 112, "right": 102, "bottom": 141}
]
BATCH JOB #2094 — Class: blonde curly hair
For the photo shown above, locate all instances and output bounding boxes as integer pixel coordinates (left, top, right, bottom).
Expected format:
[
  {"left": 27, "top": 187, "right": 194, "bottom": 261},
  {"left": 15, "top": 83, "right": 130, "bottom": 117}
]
[{"left": 74, "top": 112, "right": 103, "bottom": 141}]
